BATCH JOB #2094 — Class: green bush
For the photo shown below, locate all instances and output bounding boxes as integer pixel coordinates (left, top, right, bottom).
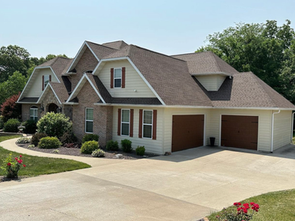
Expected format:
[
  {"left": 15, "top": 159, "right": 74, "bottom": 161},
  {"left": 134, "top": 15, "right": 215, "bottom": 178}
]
[
  {"left": 136, "top": 146, "right": 145, "bottom": 156},
  {"left": 106, "top": 140, "right": 119, "bottom": 151},
  {"left": 91, "top": 149, "right": 105, "bottom": 157},
  {"left": 121, "top": 139, "right": 132, "bottom": 153},
  {"left": 3, "top": 118, "right": 20, "bottom": 132},
  {"left": 81, "top": 141, "right": 99, "bottom": 154},
  {"left": 0, "top": 116, "right": 4, "bottom": 129},
  {"left": 82, "top": 134, "right": 99, "bottom": 143},
  {"left": 23, "top": 120, "right": 37, "bottom": 134},
  {"left": 38, "top": 137, "right": 61, "bottom": 149},
  {"left": 60, "top": 132, "right": 78, "bottom": 145},
  {"left": 37, "top": 112, "right": 72, "bottom": 139},
  {"left": 31, "top": 132, "right": 47, "bottom": 146},
  {"left": 16, "top": 137, "right": 31, "bottom": 144}
]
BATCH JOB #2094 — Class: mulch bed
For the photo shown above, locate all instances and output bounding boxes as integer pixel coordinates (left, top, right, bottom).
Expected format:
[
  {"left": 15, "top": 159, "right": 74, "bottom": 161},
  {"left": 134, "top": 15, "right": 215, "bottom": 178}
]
[{"left": 16, "top": 143, "right": 158, "bottom": 160}]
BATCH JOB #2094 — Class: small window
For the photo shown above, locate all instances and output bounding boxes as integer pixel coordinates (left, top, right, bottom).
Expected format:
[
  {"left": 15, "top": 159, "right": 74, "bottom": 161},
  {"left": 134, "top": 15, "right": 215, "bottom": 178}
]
[
  {"left": 44, "top": 75, "right": 50, "bottom": 88},
  {"left": 85, "top": 108, "right": 93, "bottom": 133},
  {"left": 143, "top": 110, "right": 153, "bottom": 138},
  {"left": 114, "top": 68, "right": 122, "bottom": 88},
  {"left": 121, "top": 109, "right": 130, "bottom": 136},
  {"left": 30, "top": 107, "right": 38, "bottom": 121}
]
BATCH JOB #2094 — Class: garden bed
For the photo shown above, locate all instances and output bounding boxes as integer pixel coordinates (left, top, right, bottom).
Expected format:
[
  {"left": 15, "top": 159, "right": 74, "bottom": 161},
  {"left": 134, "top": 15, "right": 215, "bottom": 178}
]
[{"left": 17, "top": 143, "right": 158, "bottom": 160}]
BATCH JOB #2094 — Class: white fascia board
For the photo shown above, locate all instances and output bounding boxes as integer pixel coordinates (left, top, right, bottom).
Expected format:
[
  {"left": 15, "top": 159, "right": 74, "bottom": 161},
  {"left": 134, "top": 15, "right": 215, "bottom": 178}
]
[
  {"left": 66, "top": 74, "right": 87, "bottom": 103},
  {"left": 66, "top": 41, "right": 87, "bottom": 73},
  {"left": 17, "top": 66, "right": 60, "bottom": 103},
  {"left": 65, "top": 73, "right": 105, "bottom": 104},
  {"left": 37, "top": 83, "right": 62, "bottom": 105},
  {"left": 85, "top": 41, "right": 100, "bottom": 61},
  {"left": 164, "top": 105, "right": 295, "bottom": 111},
  {"left": 85, "top": 75, "right": 105, "bottom": 103},
  {"left": 92, "top": 56, "right": 165, "bottom": 105}
]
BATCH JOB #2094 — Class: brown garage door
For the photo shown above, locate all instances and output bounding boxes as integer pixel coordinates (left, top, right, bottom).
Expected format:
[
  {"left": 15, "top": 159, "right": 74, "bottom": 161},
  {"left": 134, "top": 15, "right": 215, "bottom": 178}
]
[
  {"left": 172, "top": 115, "right": 204, "bottom": 152},
  {"left": 221, "top": 115, "right": 258, "bottom": 150}
]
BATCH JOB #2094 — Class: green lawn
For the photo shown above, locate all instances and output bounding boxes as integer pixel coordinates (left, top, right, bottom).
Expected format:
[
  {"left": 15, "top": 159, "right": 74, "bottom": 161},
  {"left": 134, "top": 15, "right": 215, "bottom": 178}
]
[
  {"left": 0, "top": 135, "right": 90, "bottom": 178},
  {"left": 208, "top": 189, "right": 295, "bottom": 220}
]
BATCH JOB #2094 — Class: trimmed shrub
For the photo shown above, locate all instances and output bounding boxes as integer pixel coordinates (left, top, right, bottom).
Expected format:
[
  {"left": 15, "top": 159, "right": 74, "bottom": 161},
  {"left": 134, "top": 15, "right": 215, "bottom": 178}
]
[
  {"left": 16, "top": 137, "right": 31, "bottom": 144},
  {"left": 60, "top": 132, "right": 78, "bottom": 145},
  {"left": 38, "top": 137, "right": 61, "bottom": 149},
  {"left": 0, "top": 116, "right": 4, "bottom": 129},
  {"left": 28, "top": 144, "right": 35, "bottom": 148},
  {"left": 3, "top": 118, "right": 20, "bottom": 132},
  {"left": 23, "top": 120, "right": 37, "bottom": 134},
  {"left": 81, "top": 141, "right": 99, "bottom": 154},
  {"left": 37, "top": 112, "right": 72, "bottom": 139},
  {"left": 82, "top": 134, "right": 99, "bottom": 143},
  {"left": 106, "top": 140, "right": 119, "bottom": 151},
  {"left": 136, "top": 146, "right": 145, "bottom": 156},
  {"left": 31, "top": 132, "right": 47, "bottom": 146},
  {"left": 91, "top": 149, "right": 105, "bottom": 157},
  {"left": 121, "top": 139, "right": 132, "bottom": 153}
]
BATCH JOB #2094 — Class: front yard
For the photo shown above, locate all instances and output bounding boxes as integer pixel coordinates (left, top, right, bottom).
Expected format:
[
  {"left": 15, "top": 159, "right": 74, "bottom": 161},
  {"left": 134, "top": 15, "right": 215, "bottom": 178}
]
[{"left": 0, "top": 135, "right": 90, "bottom": 181}]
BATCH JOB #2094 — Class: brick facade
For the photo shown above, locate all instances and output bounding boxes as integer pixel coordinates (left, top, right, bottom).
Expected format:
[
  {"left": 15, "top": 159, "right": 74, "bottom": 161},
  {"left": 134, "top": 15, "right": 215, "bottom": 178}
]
[
  {"left": 72, "top": 81, "right": 113, "bottom": 146},
  {"left": 69, "top": 48, "right": 98, "bottom": 90},
  {"left": 40, "top": 89, "right": 62, "bottom": 118},
  {"left": 21, "top": 104, "right": 41, "bottom": 121}
]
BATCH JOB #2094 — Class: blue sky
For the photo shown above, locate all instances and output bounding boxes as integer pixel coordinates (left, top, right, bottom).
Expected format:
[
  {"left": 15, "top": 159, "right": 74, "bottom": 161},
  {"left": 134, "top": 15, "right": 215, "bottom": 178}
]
[{"left": 1, "top": 0, "right": 295, "bottom": 58}]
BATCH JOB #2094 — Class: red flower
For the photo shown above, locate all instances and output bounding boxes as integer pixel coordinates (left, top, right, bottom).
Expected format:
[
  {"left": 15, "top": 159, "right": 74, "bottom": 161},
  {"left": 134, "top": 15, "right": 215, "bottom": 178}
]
[
  {"left": 19, "top": 155, "right": 22, "bottom": 158},
  {"left": 7, "top": 162, "right": 11, "bottom": 166},
  {"left": 250, "top": 202, "right": 255, "bottom": 205},
  {"left": 237, "top": 207, "right": 242, "bottom": 211},
  {"left": 23, "top": 164, "right": 26, "bottom": 167},
  {"left": 15, "top": 157, "right": 18, "bottom": 160},
  {"left": 243, "top": 203, "right": 249, "bottom": 209},
  {"left": 243, "top": 207, "right": 248, "bottom": 213}
]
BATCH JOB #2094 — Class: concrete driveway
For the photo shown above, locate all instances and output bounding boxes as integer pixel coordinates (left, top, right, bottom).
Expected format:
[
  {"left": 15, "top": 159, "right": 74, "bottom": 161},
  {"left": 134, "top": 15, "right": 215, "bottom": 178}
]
[{"left": 1, "top": 139, "right": 295, "bottom": 221}]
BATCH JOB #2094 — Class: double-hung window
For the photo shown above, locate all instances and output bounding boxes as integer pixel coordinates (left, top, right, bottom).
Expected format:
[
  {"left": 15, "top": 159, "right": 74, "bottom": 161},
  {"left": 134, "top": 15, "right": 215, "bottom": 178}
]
[
  {"left": 30, "top": 107, "right": 38, "bottom": 121},
  {"left": 114, "top": 68, "right": 122, "bottom": 88},
  {"left": 143, "top": 110, "right": 153, "bottom": 138},
  {"left": 44, "top": 75, "right": 50, "bottom": 88},
  {"left": 85, "top": 108, "right": 93, "bottom": 133},
  {"left": 121, "top": 109, "right": 130, "bottom": 136}
]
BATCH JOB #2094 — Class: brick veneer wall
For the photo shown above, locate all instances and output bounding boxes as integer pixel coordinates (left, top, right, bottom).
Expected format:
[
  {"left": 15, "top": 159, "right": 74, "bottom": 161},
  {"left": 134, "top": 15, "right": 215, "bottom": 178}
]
[
  {"left": 40, "top": 89, "right": 62, "bottom": 118},
  {"left": 69, "top": 48, "right": 98, "bottom": 90},
  {"left": 72, "top": 81, "right": 113, "bottom": 146},
  {"left": 21, "top": 104, "right": 41, "bottom": 121}
]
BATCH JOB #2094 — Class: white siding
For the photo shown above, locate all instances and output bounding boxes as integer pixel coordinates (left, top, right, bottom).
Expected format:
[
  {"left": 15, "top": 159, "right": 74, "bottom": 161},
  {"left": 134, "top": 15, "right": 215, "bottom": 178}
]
[
  {"left": 97, "top": 60, "right": 156, "bottom": 98},
  {"left": 210, "top": 109, "right": 273, "bottom": 152},
  {"left": 26, "top": 69, "right": 58, "bottom": 97},
  {"left": 195, "top": 75, "right": 226, "bottom": 91},
  {"left": 112, "top": 106, "right": 164, "bottom": 155},
  {"left": 163, "top": 108, "right": 211, "bottom": 153},
  {"left": 273, "top": 110, "right": 292, "bottom": 150}
]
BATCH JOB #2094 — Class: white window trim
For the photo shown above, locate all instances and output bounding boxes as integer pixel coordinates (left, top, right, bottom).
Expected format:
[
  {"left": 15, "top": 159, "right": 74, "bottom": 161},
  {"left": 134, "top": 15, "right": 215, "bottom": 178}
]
[
  {"left": 114, "top": 67, "right": 122, "bottom": 88},
  {"left": 85, "top": 108, "right": 94, "bottom": 134},
  {"left": 121, "top": 109, "right": 130, "bottom": 136},
  {"left": 30, "top": 107, "right": 38, "bottom": 121},
  {"left": 44, "top": 75, "right": 50, "bottom": 88},
  {"left": 142, "top": 110, "right": 153, "bottom": 139}
]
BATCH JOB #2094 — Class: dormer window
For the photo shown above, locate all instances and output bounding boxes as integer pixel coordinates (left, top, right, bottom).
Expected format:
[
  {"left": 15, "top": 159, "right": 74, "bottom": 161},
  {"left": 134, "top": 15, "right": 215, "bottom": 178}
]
[{"left": 114, "top": 68, "right": 122, "bottom": 88}]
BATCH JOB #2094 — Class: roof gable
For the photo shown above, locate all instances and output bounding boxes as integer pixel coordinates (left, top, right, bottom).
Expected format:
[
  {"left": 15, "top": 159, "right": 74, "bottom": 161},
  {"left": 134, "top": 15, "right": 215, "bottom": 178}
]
[{"left": 102, "top": 40, "right": 128, "bottom": 50}]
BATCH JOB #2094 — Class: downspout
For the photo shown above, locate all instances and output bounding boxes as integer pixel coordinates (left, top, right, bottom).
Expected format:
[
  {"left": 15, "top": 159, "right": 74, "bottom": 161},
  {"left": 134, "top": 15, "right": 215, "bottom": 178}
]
[
  {"left": 271, "top": 110, "right": 280, "bottom": 153},
  {"left": 291, "top": 112, "right": 295, "bottom": 143}
]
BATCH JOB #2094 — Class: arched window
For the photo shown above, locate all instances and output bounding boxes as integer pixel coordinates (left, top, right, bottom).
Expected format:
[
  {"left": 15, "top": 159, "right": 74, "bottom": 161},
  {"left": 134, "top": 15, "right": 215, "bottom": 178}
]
[{"left": 30, "top": 106, "right": 38, "bottom": 121}]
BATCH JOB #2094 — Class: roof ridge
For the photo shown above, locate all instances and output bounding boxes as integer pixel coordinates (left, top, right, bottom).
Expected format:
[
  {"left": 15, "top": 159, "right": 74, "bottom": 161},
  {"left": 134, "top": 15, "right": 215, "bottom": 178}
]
[
  {"left": 172, "top": 51, "right": 212, "bottom": 57},
  {"left": 86, "top": 41, "right": 117, "bottom": 51},
  {"left": 209, "top": 52, "right": 223, "bottom": 73},
  {"left": 129, "top": 44, "right": 186, "bottom": 63}
]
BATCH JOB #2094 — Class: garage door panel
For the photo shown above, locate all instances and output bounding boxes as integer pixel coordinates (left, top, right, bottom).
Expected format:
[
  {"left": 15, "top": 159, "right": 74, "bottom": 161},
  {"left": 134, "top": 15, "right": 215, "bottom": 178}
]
[
  {"left": 172, "top": 115, "right": 204, "bottom": 152},
  {"left": 221, "top": 115, "right": 258, "bottom": 150}
]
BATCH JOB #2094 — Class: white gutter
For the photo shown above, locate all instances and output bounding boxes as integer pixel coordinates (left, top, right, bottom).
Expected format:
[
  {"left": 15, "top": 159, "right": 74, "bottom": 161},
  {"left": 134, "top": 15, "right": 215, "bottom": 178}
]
[
  {"left": 271, "top": 110, "right": 281, "bottom": 152},
  {"left": 291, "top": 112, "right": 295, "bottom": 143}
]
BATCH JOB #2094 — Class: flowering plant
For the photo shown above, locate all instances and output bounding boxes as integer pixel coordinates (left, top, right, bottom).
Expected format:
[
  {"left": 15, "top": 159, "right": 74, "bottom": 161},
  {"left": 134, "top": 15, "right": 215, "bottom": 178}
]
[
  {"left": 216, "top": 201, "right": 259, "bottom": 221},
  {"left": 1, "top": 153, "right": 26, "bottom": 178}
]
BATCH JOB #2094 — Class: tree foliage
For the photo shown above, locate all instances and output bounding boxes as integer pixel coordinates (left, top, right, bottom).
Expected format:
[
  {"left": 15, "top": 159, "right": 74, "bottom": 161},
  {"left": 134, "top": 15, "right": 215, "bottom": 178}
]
[
  {"left": 197, "top": 20, "right": 295, "bottom": 103},
  {"left": 0, "top": 93, "right": 21, "bottom": 122}
]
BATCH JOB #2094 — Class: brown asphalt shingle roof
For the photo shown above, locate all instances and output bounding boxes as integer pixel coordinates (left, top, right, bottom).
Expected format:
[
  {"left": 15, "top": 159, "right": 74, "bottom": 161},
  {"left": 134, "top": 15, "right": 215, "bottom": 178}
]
[
  {"left": 50, "top": 82, "right": 69, "bottom": 103},
  {"left": 102, "top": 40, "right": 128, "bottom": 50},
  {"left": 197, "top": 72, "right": 295, "bottom": 108},
  {"left": 86, "top": 41, "right": 117, "bottom": 59},
  {"left": 173, "top": 51, "right": 239, "bottom": 76}
]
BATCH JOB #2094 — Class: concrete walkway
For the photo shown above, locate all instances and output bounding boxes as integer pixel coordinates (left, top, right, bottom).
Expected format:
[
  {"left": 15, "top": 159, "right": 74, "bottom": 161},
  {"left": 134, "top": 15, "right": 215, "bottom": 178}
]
[{"left": 2, "top": 138, "right": 295, "bottom": 220}]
